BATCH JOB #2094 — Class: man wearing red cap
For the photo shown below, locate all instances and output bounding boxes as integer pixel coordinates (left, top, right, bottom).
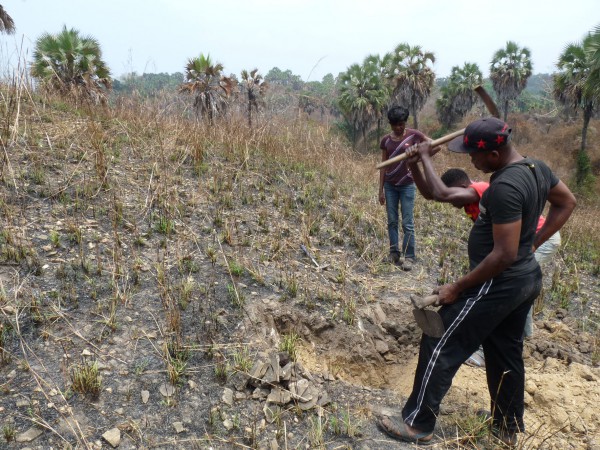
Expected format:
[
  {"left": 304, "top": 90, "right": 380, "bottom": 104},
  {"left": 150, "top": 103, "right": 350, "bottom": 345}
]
[{"left": 377, "top": 118, "right": 576, "bottom": 446}]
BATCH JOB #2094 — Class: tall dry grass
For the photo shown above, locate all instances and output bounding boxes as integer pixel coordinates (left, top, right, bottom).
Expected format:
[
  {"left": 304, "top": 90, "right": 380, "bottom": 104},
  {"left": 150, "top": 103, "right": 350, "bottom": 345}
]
[
  {"left": 4, "top": 72, "right": 597, "bottom": 287},
  {"left": 2, "top": 65, "right": 598, "bottom": 289}
]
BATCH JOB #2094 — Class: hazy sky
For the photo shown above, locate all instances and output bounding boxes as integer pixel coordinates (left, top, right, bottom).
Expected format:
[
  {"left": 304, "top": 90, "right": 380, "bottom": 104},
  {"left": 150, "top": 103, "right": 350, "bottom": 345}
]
[{"left": 1, "top": 0, "right": 598, "bottom": 82}]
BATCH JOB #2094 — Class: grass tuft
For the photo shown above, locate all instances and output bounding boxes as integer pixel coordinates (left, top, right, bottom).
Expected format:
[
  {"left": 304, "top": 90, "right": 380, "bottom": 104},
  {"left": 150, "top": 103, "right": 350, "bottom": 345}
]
[{"left": 70, "top": 357, "right": 102, "bottom": 398}]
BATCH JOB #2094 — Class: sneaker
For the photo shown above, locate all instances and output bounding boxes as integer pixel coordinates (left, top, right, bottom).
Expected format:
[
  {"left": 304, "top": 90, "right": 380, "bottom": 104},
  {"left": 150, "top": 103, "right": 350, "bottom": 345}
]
[
  {"left": 400, "top": 258, "right": 414, "bottom": 271},
  {"left": 465, "top": 347, "right": 485, "bottom": 368}
]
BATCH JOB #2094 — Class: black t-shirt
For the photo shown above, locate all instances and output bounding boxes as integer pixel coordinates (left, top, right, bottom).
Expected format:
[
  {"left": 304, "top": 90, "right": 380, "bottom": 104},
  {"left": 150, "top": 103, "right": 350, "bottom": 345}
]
[{"left": 468, "top": 158, "right": 559, "bottom": 278}]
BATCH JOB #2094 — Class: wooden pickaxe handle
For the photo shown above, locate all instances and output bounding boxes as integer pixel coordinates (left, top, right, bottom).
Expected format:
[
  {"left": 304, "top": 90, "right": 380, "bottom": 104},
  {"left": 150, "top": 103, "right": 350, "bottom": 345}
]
[
  {"left": 376, "top": 130, "right": 464, "bottom": 170},
  {"left": 410, "top": 294, "right": 440, "bottom": 309},
  {"left": 376, "top": 85, "right": 499, "bottom": 171},
  {"left": 474, "top": 85, "right": 500, "bottom": 119}
]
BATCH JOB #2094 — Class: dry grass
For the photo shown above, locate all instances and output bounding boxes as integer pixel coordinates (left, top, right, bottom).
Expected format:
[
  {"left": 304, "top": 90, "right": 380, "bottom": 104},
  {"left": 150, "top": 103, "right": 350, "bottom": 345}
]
[{"left": 0, "top": 69, "right": 598, "bottom": 448}]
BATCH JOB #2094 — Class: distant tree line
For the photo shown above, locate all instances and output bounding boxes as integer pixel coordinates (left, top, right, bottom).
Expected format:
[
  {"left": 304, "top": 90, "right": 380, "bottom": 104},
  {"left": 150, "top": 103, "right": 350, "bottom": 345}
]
[
  {"left": 8, "top": 12, "right": 599, "bottom": 187},
  {"left": 334, "top": 41, "right": 535, "bottom": 151},
  {"left": 113, "top": 73, "right": 184, "bottom": 97}
]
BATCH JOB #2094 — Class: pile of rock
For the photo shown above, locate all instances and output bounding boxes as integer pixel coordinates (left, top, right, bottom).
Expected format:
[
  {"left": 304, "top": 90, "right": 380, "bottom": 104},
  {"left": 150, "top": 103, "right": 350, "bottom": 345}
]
[
  {"left": 225, "top": 351, "right": 330, "bottom": 422},
  {"left": 526, "top": 321, "right": 595, "bottom": 365}
]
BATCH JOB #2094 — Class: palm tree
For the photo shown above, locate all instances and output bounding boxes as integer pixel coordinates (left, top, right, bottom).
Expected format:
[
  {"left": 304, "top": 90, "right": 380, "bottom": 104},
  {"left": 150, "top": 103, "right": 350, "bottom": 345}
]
[
  {"left": 387, "top": 43, "right": 436, "bottom": 129},
  {"left": 490, "top": 41, "right": 532, "bottom": 121},
  {"left": 179, "top": 54, "right": 234, "bottom": 124},
  {"left": 240, "top": 69, "right": 267, "bottom": 127},
  {"left": 436, "top": 63, "right": 483, "bottom": 129},
  {"left": 30, "top": 26, "right": 111, "bottom": 101},
  {"left": 338, "top": 62, "right": 387, "bottom": 151},
  {"left": 364, "top": 52, "right": 394, "bottom": 88},
  {"left": 363, "top": 53, "right": 393, "bottom": 139},
  {"left": 553, "top": 26, "right": 600, "bottom": 186},
  {"left": 0, "top": 4, "right": 15, "bottom": 34},
  {"left": 584, "top": 24, "right": 600, "bottom": 98}
]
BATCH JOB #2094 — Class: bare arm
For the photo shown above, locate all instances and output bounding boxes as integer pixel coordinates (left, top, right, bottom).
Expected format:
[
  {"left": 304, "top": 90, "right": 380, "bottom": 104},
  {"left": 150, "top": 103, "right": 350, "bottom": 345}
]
[
  {"left": 408, "top": 160, "right": 434, "bottom": 199},
  {"left": 533, "top": 180, "right": 576, "bottom": 250},
  {"left": 418, "top": 143, "right": 480, "bottom": 207},
  {"left": 436, "top": 221, "right": 521, "bottom": 304}
]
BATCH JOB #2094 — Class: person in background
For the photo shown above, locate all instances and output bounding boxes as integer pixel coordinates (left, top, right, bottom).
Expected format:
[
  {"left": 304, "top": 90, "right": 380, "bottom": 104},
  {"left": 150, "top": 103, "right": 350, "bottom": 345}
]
[{"left": 378, "top": 106, "right": 427, "bottom": 271}]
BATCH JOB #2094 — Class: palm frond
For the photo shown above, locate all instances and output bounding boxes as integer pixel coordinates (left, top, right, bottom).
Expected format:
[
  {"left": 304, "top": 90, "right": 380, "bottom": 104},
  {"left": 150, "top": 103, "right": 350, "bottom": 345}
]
[{"left": 0, "top": 5, "right": 15, "bottom": 34}]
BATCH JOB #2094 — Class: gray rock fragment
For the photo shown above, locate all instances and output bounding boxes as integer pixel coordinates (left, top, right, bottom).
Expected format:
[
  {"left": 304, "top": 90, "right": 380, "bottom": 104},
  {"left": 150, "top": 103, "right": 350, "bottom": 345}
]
[
  {"left": 266, "top": 388, "right": 291, "bottom": 405},
  {"left": 102, "top": 428, "right": 121, "bottom": 448},
  {"left": 159, "top": 383, "right": 175, "bottom": 397},
  {"left": 222, "top": 388, "right": 234, "bottom": 406},
  {"left": 263, "top": 404, "right": 282, "bottom": 423},
  {"left": 16, "top": 427, "right": 43, "bottom": 443}
]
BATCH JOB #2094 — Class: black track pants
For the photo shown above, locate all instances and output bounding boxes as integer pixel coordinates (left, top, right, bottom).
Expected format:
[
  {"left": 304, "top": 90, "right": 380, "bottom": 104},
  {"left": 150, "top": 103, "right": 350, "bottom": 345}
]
[{"left": 402, "top": 267, "right": 542, "bottom": 434}]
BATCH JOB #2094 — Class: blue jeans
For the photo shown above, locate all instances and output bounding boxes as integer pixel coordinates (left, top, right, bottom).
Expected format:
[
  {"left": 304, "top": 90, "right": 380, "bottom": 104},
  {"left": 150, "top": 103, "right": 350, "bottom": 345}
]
[{"left": 384, "top": 182, "right": 416, "bottom": 259}]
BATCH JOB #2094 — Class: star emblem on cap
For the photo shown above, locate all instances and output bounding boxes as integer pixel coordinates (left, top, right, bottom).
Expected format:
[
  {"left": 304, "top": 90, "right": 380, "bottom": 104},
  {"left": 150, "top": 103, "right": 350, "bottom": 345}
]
[
  {"left": 496, "top": 135, "right": 505, "bottom": 145},
  {"left": 477, "top": 139, "right": 486, "bottom": 149}
]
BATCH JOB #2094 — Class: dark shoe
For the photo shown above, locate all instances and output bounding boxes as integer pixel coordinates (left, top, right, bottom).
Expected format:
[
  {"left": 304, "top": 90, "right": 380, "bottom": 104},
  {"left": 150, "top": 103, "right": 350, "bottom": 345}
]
[
  {"left": 476, "top": 410, "right": 517, "bottom": 448},
  {"left": 492, "top": 429, "right": 517, "bottom": 447},
  {"left": 386, "top": 252, "right": 400, "bottom": 264},
  {"left": 377, "top": 415, "right": 433, "bottom": 443}
]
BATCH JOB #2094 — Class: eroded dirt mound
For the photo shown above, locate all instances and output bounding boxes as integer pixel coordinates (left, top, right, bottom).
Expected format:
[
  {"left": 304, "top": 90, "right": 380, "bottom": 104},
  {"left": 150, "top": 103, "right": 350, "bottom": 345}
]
[{"left": 253, "top": 289, "right": 600, "bottom": 449}]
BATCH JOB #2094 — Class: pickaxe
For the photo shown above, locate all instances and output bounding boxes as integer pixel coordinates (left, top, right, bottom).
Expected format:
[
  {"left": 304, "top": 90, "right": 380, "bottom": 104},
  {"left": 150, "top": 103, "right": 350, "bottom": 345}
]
[{"left": 376, "top": 85, "right": 500, "bottom": 170}]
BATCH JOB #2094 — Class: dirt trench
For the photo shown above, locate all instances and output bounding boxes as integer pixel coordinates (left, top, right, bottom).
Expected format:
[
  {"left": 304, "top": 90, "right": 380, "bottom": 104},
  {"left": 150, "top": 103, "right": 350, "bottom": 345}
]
[
  {"left": 250, "top": 294, "right": 419, "bottom": 387},
  {"left": 249, "top": 294, "right": 600, "bottom": 449}
]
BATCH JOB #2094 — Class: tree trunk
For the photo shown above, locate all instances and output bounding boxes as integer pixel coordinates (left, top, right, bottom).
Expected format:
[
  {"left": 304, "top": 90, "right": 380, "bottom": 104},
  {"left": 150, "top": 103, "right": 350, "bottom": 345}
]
[
  {"left": 205, "top": 97, "right": 214, "bottom": 125},
  {"left": 194, "top": 95, "right": 201, "bottom": 120},
  {"left": 411, "top": 97, "right": 418, "bottom": 129},
  {"left": 576, "top": 103, "right": 593, "bottom": 185},
  {"left": 503, "top": 99, "right": 509, "bottom": 122},
  {"left": 248, "top": 101, "right": 252, "bottom": 128}
]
